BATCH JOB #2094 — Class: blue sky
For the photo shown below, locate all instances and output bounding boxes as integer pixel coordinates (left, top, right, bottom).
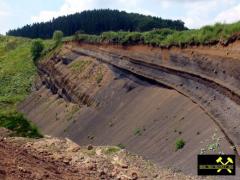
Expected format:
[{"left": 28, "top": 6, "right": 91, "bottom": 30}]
[{"left": 1, "top": 0, "right": 240, "bottom": 34}]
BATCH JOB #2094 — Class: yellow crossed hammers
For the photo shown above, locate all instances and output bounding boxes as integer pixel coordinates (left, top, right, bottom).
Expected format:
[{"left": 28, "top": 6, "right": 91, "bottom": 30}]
[{"left": 216, "top": 157, "right": 233, "bottom": 173}]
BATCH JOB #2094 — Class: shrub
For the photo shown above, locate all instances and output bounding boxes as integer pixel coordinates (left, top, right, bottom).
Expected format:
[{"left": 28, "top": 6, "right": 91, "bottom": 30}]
[
  {"left": 4, "top": 39, "right": 18, "bottom": 51},
  {"left": 117, "top": 143, "right": 126, "bottom": 149},
  {"left": 31, "top": 39, "right": 44, "bottom": 61},
  {"left": 134, "top": 128, "right": 142, "bottom": 136},
  {"left": 69, "top": 60, "right": 91, "bottom": 73},
  {"left": 67, "top": 21, "right": 240, "bottom": 47},
  {"left": 0, "top": 111, "right": 42, "bottom": 138},
  {"left": 104, "top": 147, "right": 120, "bottom": 154},
  {"left": 96, "top": 72, "right": 103, "bottom": 84},
  {"left": 175, "top": 138, "right": 185, "bottom": 151},
  {"left": 53, "top": 30, "right": 64, "bottom": 44},
  {"left": 73, "top": 31, "right": 83, "bottom": 41}
]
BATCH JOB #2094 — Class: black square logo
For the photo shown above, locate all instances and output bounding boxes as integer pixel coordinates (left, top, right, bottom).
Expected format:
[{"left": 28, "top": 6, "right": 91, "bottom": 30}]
[{"left": 198, "top": 155, "right": 235, "bottom": 176}]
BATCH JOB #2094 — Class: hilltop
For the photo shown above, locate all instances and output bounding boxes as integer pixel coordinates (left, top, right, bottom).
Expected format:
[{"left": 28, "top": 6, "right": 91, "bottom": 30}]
[{"left": 7, "top": 9, "right": 186, "bottom": 39}]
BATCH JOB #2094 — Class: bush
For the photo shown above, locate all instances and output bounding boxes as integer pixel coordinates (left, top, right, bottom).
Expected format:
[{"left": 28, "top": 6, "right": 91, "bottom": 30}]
[
  {"left": 4, "top": 39, "right": 18, "bottom": 51},
  {"left": 0, "top": 111, "right": 42, "bottom": 138},
  {"left": 117, "top": 143, "right": 126, "bottom": 149},
  {"left": 67, "top": 21, "right": 240, "bottom": 47},
  {"left": 74, "top": 30, "right": 85, "bottom": 40},
  {"left": 175, "top": 138, "right": 185, "bottom": 151},
  {"left": 53, "top": 30, "right": 64, "bottom": 44},
  {"left": 134, "top": 128, "right": 142, "bottom": 136},
  {"left": 96, "top": 71, "right": 103, "bottom": 84},
  {"left": 104, "top": 147, "right": 120, "bottom": 154},
  {"left": 31, "top": 39, "right": 44, "bottom": 61}
]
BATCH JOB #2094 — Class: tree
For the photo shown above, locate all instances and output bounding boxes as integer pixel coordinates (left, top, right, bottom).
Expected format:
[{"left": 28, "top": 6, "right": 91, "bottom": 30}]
[
  {"left": 53, "top": 30, "right": 64, "bottom": 44},
  {"left": 31, "top": 40, "right": 44, "bottom": 62},
  {"left": 74, "top": 30, "right": 85, "bottom": 40},
  {"left": 7, "top": 9, "right": 187, "bottom": 39}
]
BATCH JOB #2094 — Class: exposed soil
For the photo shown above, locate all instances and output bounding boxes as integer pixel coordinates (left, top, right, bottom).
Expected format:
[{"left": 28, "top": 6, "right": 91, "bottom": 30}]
[
  {"left": 18, "top": 40, "right": 240, "bottom": 177},
  {"left": 0, "top": 129, "right": 202, "bottom": 180},
  {"left": 68, "top": 42, "right": 240, "bottom": 156}
]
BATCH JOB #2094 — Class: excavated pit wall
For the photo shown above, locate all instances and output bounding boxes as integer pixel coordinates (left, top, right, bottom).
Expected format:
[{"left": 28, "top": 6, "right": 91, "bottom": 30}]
[
  {"left": 38, "top": 55, "right": 98, "bottom": 107},
  {"left": 19, "top": 44, "right": 240, "bottom": 175},
  {"left": 69, "top": 42, "right": 240, "bottom": 155}
]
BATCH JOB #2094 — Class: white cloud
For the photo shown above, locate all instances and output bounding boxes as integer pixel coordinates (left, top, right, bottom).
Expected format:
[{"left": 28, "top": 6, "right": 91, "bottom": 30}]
[
  {"left": 31, "top": 0, "right": 161, "bottom": 23},
  {"left": 181, "top": 1, "right": 218, "bottom": 28},
  {"left": 215, "top": 4, "right": 240, "bottom": 23},
  {"left": 159, "top": 1, "right": 172, "bottom": 9},
  {"left": 31, "top": 0, "right": 240, "bottom": 29},
  {"left": 31, "top": 0, "right": 94, "bottom": 22},
  {"left": 178, "top": 0, "right": 238, "bottom": 28}
]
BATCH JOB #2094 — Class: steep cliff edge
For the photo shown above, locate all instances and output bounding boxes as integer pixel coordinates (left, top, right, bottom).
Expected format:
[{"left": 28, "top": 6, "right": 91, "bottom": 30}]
[{"left": 19, "top": 41, "right": 240, "bottom": 175}]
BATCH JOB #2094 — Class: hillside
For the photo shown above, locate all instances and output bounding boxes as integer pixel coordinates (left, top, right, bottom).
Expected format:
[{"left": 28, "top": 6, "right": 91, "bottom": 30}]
[
  {"left": 0, "top": 36, "right": 204, "bottom": 179},
  {"left": 7, "top": 9, "right": 186, "bottom": 39},
  {"left": 0, "top": 36, "right": 42, "bottom": 138},
  {"left": 18, "top": 33, "right": 240, "bottom": 176}
]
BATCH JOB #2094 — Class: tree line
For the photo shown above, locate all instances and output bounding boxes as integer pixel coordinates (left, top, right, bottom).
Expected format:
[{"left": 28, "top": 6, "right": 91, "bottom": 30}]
[{"left": 7, "top": 9, "right": 187, "bottom": 39}]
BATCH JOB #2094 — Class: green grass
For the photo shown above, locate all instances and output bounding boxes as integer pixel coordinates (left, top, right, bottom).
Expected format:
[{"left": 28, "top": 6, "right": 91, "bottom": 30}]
[
  {"left": 134, "top": 128, "right": 142, "bottom": 136},
  {"left": 175, "top": 139, "right": 185, "bottom": 151},
  {"left": 69, "top": 60, "right": 92, "bottom": 73},
  {"left": 0, "top": 36, "right": 42, "bottom": 138},
  {"left": 96, "top": 70, "right": 103, "bottom": 84},
  {"left": 104, "top": 147, "right": 120, "bottom": 155},
  {"left": 40, "top": 39, "right": 61, "bottom": 62},
  {"left": 117, "top": 143, "right": 126, "bottom": 149},
  {"left": 66, "top": 21, "right": 240, "bottom": 47},
  {"left": 66, "top": 105, "right": 79, "bottom": 121},
  {"left": 0, "top": 111, "right": 42, "bottom": 138}
]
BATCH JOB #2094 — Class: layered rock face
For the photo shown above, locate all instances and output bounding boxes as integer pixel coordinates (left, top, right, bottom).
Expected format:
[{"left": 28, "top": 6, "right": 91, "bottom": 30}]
[
  {"left": 19, "top": 42, "right": 240, "bottom": 175},
  {"left": 69, "top": 42, "right": 240, "bottom": 155}
]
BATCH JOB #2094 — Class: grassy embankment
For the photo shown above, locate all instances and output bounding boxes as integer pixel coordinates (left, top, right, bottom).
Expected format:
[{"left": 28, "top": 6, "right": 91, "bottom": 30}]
[
  {"left": 0, "top": 36, "right": 54, "bottom": 138},
  {"left": 65, "top": 21, "right": 240, "bottom": 47}
]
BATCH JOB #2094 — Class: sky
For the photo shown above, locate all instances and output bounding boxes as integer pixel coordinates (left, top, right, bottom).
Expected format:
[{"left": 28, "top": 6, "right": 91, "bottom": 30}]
[{"left": 1, "top": 0, "right": 240, "bottom": 34}]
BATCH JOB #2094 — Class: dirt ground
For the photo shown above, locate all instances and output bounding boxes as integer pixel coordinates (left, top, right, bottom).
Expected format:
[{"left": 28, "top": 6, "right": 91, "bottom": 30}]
[{"left": 0, "top": 128, "right": 204, "bottom": 180}]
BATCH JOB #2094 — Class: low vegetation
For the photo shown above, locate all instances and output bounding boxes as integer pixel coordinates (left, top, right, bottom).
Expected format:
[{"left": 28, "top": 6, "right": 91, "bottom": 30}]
[
  {"left": 104, "top": 147, "right": 120, "bottom": 155},
  {"left": 0, "top": 36, "right": 42, "bottom": 138},
  {"left": 0, "top": 111, "right": 42, "bottom": 138},
  {"left": 134, "top": 128, "right": 142, "bottom": 136},
  {"left": 53, "top": 30, "right": 64, "bottom": 45},
  {"left": 200, "top": 131, "right": 223, "bottom": 154},
  {"left": 96, "top": 69, "right": 103, "bottom": 84},
  {"left": 31, "top": 39, "right": 44, "bottom": 61},
  {"left": 69, "top": 21, "right": 240, "bottom": 47},
  {"left": 175, "top": 139, "right": 185, "bottom": 151},
  {"left": 69, "top": 60, "right": 92, "bottom": 73},
  {"left": 117, "top": 144, "right": 126, "bottom": 149}
]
